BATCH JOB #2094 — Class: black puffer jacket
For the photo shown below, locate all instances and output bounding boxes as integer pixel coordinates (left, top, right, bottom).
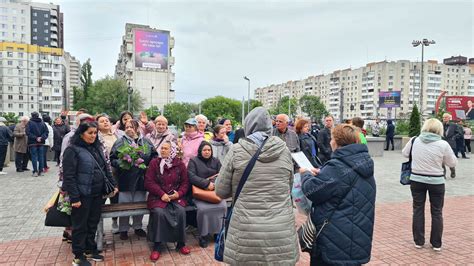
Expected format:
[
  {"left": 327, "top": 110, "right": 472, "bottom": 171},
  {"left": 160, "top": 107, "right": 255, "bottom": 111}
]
[
  {"left": 26, "top": 117, "right": 48, "bottom": 145},
  {"left": 298, "top": 133, "right": 320, "bottom": 168},
  {"left": 53, "top": 123, "right": 70, "bottom": 152},
  {"left": 62, "top": 139, "right": 115, "bottom": 203},
  {"left": 110, "top": 135, "right": 156, "bottom": 192}
]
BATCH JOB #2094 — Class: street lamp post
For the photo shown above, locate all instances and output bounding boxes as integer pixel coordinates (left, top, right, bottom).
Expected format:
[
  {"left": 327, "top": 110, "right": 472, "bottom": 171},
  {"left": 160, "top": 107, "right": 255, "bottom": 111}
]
[
  {"left": 151, "top": 86, "right": 154, "bottom": 110},
  {"left": 127, "top": 81, "right": 133, "bottom": 112},
  {"left": 244, "top": 76, "right": 250, "bottom": 116},
  {"left": 412, "top": 38, "right": 435, "bottom": 115}
]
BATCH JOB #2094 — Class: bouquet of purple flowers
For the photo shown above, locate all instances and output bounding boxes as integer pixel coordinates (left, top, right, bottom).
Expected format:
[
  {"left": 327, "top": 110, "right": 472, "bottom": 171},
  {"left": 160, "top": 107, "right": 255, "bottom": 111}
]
[{"left": 117, "top": 141, "right": 149, "bottom": 170}]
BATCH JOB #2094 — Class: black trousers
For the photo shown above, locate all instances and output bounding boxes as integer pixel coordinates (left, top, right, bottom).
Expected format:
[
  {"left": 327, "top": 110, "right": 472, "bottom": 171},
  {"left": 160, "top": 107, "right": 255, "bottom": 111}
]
[
  {"left": 54, "top": 150, "right": 61, "bottom": 165},
  {"left": 385, "top": 136, "right": 394, "bottom": 150},
  {"left": 465, "top": 139, "right": 471, "bottom": 153},
  {"left": 410, "top": 181, "right": 445, "bottom": 248},
  {"left": 0, "top": 145, "right": 8, "bottom": 171},
  {"left": 15, "top": 152, "right": 29, "bottom": 170},
  {"left": 71, "top": 195, "right": 103, "bottom": 257}
]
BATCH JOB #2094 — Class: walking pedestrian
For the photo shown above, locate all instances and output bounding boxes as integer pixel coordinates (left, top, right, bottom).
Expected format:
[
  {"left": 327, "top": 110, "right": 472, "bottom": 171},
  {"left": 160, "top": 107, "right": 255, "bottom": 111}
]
[
  {"left": 402, "top": 118, "right": 457, "bottom": 251},
  {"left": 384, "top": 119, "right": 395, "bottom": 150},
  {"left": 464, "top": 123, "right": 472, "bottom": 154}
]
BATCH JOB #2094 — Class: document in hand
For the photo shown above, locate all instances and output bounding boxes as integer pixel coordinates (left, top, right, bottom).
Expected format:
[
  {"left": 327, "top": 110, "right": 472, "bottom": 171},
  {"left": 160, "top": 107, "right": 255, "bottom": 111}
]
[{"left": 291, "top": 151, "right": 314, "bottom": 169}]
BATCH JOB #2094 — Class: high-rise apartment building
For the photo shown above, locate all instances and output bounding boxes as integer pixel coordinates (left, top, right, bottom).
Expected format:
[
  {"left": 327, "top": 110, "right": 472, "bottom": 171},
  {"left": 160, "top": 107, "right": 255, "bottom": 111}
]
[
  {"left": 0, "top": 0, "right": 75, "bottom": 117},
  {"left": 115, "top": 23, "right": 175, "bottom": 111},
  {"left": 64, "top": 51, "right": 80, "bottom": 110},
  {"left": 255, "top": 57, "right": 474, "bottom": 121}
]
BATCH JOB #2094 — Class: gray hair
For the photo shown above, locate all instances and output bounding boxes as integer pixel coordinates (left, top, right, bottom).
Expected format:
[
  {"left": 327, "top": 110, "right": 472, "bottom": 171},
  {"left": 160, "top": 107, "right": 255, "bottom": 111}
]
[
  {"left": 20, "top": 116, "right": 30, "bottom": 122},
  {"left": 277, "top": 114, "right": 290, "bottom": 123},
  {"left": 195, "top": 114, "right": 208, "bottom": 123}
]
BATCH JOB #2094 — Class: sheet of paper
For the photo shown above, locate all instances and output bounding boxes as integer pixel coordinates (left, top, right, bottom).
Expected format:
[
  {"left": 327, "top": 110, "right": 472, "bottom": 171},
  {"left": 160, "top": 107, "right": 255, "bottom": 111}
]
[{"left": 291, "top": 151, "right": 315, "bottom": 169}]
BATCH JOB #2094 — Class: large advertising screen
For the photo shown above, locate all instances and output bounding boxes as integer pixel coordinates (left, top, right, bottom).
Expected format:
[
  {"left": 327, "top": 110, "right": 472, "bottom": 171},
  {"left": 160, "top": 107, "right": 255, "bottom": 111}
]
[
  {"left": 134, "top": 29, "right": 169, "bottom": 69},
  {"left": 379, "top": 91, "right": 401, "bottom": 108},
  {"left": 446, "top": 96, "right": 474, "bottom": 120}
]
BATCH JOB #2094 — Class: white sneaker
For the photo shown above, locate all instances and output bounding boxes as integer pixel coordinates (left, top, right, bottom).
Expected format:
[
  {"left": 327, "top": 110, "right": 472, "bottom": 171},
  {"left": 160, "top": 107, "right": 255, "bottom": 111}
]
[
  {"left": 0, "top": 171, "right": 7, "bottom": 175},
  {"left": 414, "top": 244, "right": 423, "bottom": 249},
  {"left": 432, "top": 246, "right": 442, "bottom": 252}
]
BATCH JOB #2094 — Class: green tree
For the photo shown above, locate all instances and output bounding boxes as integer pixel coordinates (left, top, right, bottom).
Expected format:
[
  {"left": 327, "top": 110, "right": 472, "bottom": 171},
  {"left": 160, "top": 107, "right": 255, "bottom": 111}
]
[
  {"left": 83, "top": 77, "right": 143, "bottom": 118},
  {"left": 201, "top": 96, "right": 242, "bottom": 125},
  {"left": 0, "top": 112, "right": 18, "bottom": 125},
  {"left": 80, "top": 59, "right": 93, "bottom": 98},
  {"left": 163, "top": 102, "right": 195, "bottom": 127},
  {"left": 269, "top": 96, "right": 297, "bottom": 117},
  {"left": 144, "top": 106, "right": 161, "bottom": 119},
  {"left": 409, "top": 104, "right": 421, "bottom": 137},
  {"left": 299, "top": 95, "right": 329, "bottom": 122}
]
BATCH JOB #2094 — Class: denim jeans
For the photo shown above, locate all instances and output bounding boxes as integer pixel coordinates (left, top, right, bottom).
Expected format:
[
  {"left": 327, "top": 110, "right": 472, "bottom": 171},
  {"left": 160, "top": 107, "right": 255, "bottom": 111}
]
[
  {"left": 30, "top": 145, "right": 45, "bottom": 173},
  {"left": 410, "top": 181, "right": 445, "bottom": 248}
]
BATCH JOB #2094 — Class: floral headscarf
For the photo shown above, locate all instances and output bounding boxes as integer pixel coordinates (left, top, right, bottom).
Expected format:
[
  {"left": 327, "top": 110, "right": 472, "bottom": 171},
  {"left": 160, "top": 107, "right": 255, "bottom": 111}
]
[{"left": 159, "top": 141, "right": 177, "bottom": 175}]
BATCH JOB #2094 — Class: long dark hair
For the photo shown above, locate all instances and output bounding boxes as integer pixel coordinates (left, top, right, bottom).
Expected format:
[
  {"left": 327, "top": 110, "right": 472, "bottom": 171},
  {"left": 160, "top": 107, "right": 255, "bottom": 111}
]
[
  {"left": 118, "top": 111, "right": 133, "bottom": 131},
  {"left": 71, "top": 121, "right": 100, "bottom": 148}
]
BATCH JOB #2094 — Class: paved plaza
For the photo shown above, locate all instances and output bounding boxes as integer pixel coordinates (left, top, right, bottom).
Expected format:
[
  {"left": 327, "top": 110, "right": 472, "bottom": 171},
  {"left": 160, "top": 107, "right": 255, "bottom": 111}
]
[{"left": 0, "top": 151, "right": 473, "bottom": 265}]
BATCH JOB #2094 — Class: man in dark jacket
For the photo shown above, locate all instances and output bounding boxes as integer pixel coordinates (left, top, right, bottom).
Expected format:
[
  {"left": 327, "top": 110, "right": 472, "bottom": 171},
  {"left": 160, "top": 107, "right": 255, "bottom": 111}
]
[
  {"left": 272, "top": 114, "right": 300, "bottom": 153},
  {"left": 25, "top": 112, "right": 48, "bottom": 176},
  {"left": 317, "top": 115, "right": 334, "bottom": 164},
  {"left": 442, "top": 113, "right": 459, "bottom": 178},
  {"left": 0, "top": 117, "right": 13, "bottom": 175},
  {"left": 384, "top": 119, "right": 395, "bottom": 150},
  {"left": 301, "top": 124, "right": 376, "bottom": 265}
]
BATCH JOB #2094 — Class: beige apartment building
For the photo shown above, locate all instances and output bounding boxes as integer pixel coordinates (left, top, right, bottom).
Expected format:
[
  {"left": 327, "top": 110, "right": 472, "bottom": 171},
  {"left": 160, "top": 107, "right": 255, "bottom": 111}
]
[
  {"left": 115, "top": 23, "right": 175, "bottom": 111},
  {"left": 255, "top": 57, "right": 474, "bottom": 122}
]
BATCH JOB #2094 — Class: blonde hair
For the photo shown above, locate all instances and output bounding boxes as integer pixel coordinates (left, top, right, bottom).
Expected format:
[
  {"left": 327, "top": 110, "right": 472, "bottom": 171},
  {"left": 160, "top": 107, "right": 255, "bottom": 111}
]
[
  {"left": 154, "top": 115, "right": 168, "bottom": 125},
  {"left": 421, "top": 118, "right": 444, "bottom": 136}
]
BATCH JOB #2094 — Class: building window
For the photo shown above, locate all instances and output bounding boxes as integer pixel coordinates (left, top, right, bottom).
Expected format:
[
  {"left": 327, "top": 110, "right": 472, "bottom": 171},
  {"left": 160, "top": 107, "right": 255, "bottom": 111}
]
[
  {"left": 7, "top": 60, "right": 12, "bottom": 65},
  {"left": 19, "top": 103, "right": 23, "bottom": 108},
  {"left": 33, "top": 20, "right": 37, "bottom": 24},
  {"left": 8, "top": 95, "right": 12, "bottom": 100},
  {"left": 33, "top": 12, "right": 37, "bottom": 16},
  {"left": 32, "top": 36, "right": 37, "bottom": 40},
  {"left": 12, "top": 24, "right": 16, "bottom": 30},
  {"left": 44, "top": 13, "right": 48, "bottom": 18},
  {"left": 8, "top": 103, "right": 12, "bottom": 108},
  {"left": 44, "top": 29, "right": 48, "bottom": 33},
  {"left": 18, "top": 70, "right": 23, "bottom": 75},
  {"left": 19, "top": 95, "right": 23, "bottom": 100},
  {"left": 33, "top": 28, "right": 37, "bottom": 32},
  {"left": 7, "top": 51, "right": 12, "bottom": 57},
  {"left": 44, "top": 21, "right": 48, "bottom": 26},
  {"left": 44, "top": 37, "right": 48, "bottom": 41}
]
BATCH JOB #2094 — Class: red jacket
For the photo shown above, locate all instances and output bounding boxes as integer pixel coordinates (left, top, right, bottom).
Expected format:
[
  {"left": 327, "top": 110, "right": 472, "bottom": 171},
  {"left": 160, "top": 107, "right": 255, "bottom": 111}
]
[{"left": 144, "top": 157, "right": 189, "bottom": 209}]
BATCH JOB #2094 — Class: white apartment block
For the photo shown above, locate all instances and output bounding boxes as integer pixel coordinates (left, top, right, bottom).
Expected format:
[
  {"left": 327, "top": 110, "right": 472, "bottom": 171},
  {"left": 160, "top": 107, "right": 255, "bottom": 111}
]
[
  {"left": 256, "top": 57, "right": 474, "bottom": 122},
  {"left": 64, "top": 51, "right": 80, "bottom": 110},
  {"left": 0, "top": 42, "right": 65, "bottom": 118},
  {"left": 115, "top": 23, "right": 175, "bottom": 111}
]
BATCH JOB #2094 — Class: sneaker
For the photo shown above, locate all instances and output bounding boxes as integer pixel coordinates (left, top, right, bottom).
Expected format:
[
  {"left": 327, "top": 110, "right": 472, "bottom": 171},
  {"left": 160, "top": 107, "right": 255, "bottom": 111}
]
[
  {"left": 32, "top": 172, "right": 38, "bottom": 177},
  {"left": 84, "top": 251, "right": 104, "bottom": 262},
  {"left": 198, "top": 236, "right": 209, "bottom": 248},
  {"left": 414, "top": 244, "right": 423, "bottom": 249},
  {"left": 0, "top": 171, "right": 7, "bottom": 175},
  {"left": 16, "top": 169, "right": 24, "bottom": 172},
  {"left": 150, "top": 251, "right": 160, "bottom": 261},
  {"left": 72, "top": 256, "right": 91, "bottom": 266},
  {"left": 120, "top": 231, "right": 128, "bottom": 240},
  {"left": 134, "top": 229, "right": 147, "bottom": 238},
  {"left": 432, "top": 246, "right": 442, "bottom": 252},
  {"left": 38, "top": 171, "right": 44, "bottom": 176}
]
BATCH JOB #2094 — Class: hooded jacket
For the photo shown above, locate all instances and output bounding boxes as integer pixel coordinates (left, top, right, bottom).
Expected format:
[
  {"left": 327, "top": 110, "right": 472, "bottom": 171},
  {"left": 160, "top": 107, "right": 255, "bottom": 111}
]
[
  {"left": 210, "top": 138, "right": 232, "bottom": 163},
  {"left": 402, "top": 132, "right": 457, "bottom": 184},
  {"left": 215, "top": 107, "right": 299, "bottom": 265},
  {"left": 301, "top": 144, "right": 376, "bottom": 265},
  {"left": 181, "top": 131, "right": 204, "bottom": 167},
  {"left": 188, "top": 142, "right": 221, "bottom": 189}
]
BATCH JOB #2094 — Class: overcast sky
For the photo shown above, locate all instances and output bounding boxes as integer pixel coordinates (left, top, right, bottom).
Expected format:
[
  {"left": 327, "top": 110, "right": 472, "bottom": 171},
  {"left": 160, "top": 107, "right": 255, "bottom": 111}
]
[{"left": 38, "top": 0, "right": 473, "bottom": 103}]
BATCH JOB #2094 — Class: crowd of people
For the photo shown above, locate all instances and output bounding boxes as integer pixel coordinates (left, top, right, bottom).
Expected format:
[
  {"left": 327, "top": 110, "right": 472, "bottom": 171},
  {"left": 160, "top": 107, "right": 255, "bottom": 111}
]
[{"left": 0, "top": 107, "right": 471, "bottom": 265}]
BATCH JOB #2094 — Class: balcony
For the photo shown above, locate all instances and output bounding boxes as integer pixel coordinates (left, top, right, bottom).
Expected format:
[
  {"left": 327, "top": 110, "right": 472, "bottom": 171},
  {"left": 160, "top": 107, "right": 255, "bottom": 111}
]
[
  {"left": 126, "top": 43, "right": 132, "bottom": 54},
  {"left": 51, "top": 33, "right": 58, "bottom": 40},
  {"left": 50, "top": 18, "right": 58, "bottom": 25},
  {"left": 50, "top": 41, "right": 58, "bottom": 47},
  {"left": 50, "top": 26, "right": 58, "bottom": 32}
]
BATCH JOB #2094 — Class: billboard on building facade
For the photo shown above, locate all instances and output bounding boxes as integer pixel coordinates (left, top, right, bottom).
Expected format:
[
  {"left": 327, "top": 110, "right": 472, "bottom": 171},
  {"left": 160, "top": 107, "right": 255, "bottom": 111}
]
[
  {"left": 446, "top": 96, "right": 474, "bottom": 120},
  {"left": 379, "top": 91, "right": 401, "bottom": 108},
  {"left": 134, "top": 29, "right": 169, "bottom": 69}
]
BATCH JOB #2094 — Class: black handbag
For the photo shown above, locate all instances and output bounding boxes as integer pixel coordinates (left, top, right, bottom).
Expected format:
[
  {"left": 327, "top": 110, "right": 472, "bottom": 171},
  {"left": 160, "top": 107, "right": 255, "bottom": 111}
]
[
  {"left": 45, "top": 193, "right": 72, "bottom": 227},
  {"left": 400, "top": 137, "right": 417, "bottom": 185},
  {"left": 214, "top": 138, "right": 268, "bottom": 262}
]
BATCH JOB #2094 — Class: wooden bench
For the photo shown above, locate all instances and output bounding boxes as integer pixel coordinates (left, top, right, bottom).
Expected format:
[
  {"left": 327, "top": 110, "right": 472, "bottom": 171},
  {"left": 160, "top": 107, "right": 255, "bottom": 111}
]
[{"left": 96, "top": 200, "right": 231, "bottom": 251}]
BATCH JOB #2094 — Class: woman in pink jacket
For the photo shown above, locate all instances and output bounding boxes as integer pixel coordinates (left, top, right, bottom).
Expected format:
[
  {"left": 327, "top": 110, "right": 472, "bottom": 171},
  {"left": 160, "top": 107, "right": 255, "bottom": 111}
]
[{"left": 179, "top": 118, "right": 204, "bottom": 167}]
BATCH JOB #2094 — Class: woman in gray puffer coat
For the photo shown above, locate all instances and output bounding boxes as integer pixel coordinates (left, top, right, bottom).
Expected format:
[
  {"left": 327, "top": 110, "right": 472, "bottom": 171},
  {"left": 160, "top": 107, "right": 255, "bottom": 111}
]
[{"left": 215, "top": 107, "right": 299, "bottom": 265}]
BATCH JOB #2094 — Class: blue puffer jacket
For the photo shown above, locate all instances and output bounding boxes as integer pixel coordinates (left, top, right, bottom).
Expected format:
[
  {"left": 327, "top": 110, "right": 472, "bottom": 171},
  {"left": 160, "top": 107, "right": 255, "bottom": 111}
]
[{"left": 301, "top": 144, "right": 376, "bottom": 265}]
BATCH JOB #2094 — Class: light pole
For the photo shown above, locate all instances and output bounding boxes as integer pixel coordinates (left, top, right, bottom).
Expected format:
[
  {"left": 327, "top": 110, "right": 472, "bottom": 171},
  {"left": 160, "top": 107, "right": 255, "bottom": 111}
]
[
  {"left": 127, "top": 81, "right": 133, "bottom": 112},
  {"left": 244, "top": 76, "right": 250, "bottom": 116},
  {"left": 150, "top": 86, "right": 154, "bottom": 110},
  {"left": 412, "top": 38, "right": 435, "bottom": 115}
]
